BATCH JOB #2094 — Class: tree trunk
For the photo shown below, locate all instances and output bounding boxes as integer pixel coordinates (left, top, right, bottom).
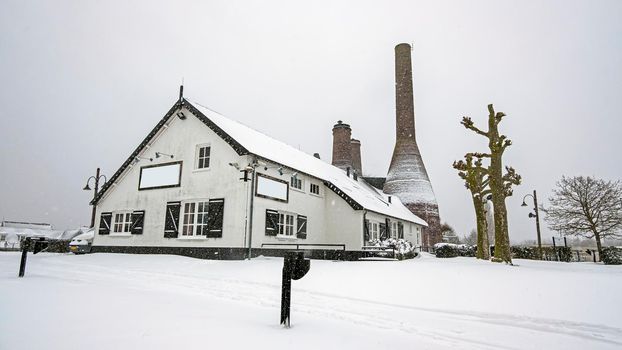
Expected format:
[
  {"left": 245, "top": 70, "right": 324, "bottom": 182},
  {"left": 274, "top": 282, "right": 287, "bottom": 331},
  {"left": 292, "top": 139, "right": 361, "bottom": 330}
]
[
  {"left": 473, "top": 196, "right": 489, "bottom": 259},
  {"left": 489, "top": 116, "right": 512, "bottom": 264},
  {"left": 594, "top": 230, "right": 603, "bottom": 262}
]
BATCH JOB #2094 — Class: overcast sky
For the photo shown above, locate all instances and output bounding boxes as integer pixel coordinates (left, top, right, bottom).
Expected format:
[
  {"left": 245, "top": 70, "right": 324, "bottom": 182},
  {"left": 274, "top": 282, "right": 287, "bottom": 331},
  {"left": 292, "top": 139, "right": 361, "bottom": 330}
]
[{"left": 1, "top": 0, "right": 620, "bottom": 243}]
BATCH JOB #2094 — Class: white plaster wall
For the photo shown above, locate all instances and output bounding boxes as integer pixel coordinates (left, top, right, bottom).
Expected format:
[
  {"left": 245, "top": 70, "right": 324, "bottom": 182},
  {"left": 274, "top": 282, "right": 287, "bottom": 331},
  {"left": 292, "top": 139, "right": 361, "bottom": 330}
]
[
  {"left": 92, "top": 105, "right": 419, "bottom": 252},
  {"left": 250, "top": 165, "right": 364, "bottom": 251},
  {"left": 365, "top": 210, "right": 423, "bottom": 246},
  {"left": 93, "top": 107, "right": 249, "bottom": 248}
]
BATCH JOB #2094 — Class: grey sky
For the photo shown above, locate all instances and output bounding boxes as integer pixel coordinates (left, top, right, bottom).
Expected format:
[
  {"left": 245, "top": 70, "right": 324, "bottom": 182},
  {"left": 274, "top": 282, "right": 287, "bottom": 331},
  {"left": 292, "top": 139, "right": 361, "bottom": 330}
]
[{"left": 1, "top": 0, "right": 621, "bottom": 243}]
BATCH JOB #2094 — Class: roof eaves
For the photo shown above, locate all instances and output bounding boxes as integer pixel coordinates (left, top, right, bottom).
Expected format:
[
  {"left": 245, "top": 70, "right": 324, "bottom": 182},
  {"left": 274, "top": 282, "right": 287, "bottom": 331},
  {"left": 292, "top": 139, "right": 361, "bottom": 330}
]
[
  {"left": 184, "top": 101, "right": 249, "bottom": 156},
  {"left": 91, "top": 100, "right": 183, "bottom": 205},
  {"left": 323, "top": 181, "right": 364, "bottom": 210}
]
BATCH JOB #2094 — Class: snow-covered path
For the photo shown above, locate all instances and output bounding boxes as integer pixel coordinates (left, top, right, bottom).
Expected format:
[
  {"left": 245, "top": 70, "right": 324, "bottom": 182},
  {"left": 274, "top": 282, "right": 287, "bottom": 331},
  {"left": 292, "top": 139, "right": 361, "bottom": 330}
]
[{"left": 1, "top": 252, "right": 620, "bottom": 349}]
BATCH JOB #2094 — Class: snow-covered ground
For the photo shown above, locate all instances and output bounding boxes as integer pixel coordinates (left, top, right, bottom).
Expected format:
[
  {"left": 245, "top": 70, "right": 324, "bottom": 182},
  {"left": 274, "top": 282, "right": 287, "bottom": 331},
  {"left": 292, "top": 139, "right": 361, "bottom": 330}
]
[{"left": 1, "top": 252, "right": 620, "bottom": 350}]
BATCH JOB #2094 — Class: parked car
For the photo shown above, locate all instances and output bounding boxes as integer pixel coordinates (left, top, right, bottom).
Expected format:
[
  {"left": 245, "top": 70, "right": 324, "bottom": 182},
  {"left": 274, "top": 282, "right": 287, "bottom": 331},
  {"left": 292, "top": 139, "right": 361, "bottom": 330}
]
[{"left": 69, "top": 229, "right": 94, "bottom": 254}]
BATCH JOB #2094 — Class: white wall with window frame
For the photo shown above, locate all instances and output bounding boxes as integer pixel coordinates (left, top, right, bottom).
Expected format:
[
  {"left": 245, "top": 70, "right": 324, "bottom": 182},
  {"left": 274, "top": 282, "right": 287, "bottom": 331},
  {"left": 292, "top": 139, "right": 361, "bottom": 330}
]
[
  {"left": 309, "top": 183, "right": 320, "bottom": 195},
  {"left": 112, "top": 211, "right": 132, "bottom": 234},
  {"left": 195, "top": 144, "right": 211, "bottom": 170},
  {"left": 290, "top": 175, "right": 303, "bottom": 191}
]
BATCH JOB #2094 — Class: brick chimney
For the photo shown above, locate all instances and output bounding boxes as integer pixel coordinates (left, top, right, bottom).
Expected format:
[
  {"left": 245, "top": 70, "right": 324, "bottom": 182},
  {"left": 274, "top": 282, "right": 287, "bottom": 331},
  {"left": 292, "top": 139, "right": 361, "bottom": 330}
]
[
  {"left": 331, "top": 121, "right": 352, "bottom": 170},
  {"left": 350, "top": 138, "right": 362, "bottom": 175},
  {"left": 383, "top": 43, "right": 442, "bottom": 248}
]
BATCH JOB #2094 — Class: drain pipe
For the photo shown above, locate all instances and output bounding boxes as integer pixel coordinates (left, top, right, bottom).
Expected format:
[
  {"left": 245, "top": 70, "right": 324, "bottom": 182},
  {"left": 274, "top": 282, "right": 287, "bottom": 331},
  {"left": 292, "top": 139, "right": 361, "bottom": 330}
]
[{"left": 247, "top": 158, "right": 258, "bottom": 259}]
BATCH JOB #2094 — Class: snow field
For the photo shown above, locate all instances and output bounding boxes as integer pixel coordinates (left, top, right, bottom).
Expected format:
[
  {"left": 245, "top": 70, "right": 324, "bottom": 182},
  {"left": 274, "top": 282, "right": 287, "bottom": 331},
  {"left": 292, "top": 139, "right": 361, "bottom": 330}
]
[{"left": 1, "top": 252, "right": 621, "bottom": 350}]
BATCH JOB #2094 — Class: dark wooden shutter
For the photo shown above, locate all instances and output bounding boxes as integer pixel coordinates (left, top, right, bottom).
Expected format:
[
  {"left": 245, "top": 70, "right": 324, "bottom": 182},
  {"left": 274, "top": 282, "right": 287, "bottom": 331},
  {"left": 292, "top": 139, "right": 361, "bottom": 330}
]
[
  {"left": 265, "top": 209, "right": 279, "bottom": 236},
  {"left": 130, "top": 210, "right": 145, "bottom": 235},
  {"left": 379, "top": 223, "right": 387, "bottom": 240},
  {"left": 398, "top": 222, "right": 404, "bottom": 239},
  {"left": 296, "top": 215, "right": 307, "bottom": 239},
  {"left": 206, "top": 198, "right": 224, "bottom": 238},
  {"left": 164, "top": 201, "right": 181, "bottom": 238},
  {"left": 385, "top": 218, "right": 391, "bottom": 238},
  {"left": 99, "top": 212, "right": 112, "bottom": 235},
  {"left": 364, "top": 219, "right": 370, "bottom": 241}
]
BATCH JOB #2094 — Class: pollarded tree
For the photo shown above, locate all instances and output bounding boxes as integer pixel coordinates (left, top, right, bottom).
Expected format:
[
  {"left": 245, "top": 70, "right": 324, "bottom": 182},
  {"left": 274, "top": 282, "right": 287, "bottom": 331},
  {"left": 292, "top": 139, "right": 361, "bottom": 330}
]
[
  {"left": 461, "top": 104, "right": 521, "bottom": 264},
  {"left": 453, "top": 153, "right": 490, "bottom": 259},
  {"left": 543, "top": 176, "right": 622, "bottom": 259}
]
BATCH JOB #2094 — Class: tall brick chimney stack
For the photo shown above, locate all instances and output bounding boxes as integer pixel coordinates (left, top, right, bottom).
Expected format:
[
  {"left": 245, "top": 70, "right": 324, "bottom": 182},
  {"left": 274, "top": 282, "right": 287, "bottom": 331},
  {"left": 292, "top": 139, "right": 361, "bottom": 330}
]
[
  {"left": 383, "top": 43, "right": 441, "bottom": 248},
  {"left": 331, "top": 121, "right": 353, "bottom": 170},
  {"left": 350, "top": 139, "right": 362, "bottom": 175}
]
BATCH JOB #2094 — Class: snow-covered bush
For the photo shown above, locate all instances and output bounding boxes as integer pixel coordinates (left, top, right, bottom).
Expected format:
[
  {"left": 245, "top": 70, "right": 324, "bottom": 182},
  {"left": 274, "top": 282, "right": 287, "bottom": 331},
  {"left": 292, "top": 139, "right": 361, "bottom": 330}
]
[
  {"left": 602, "top": 247, "right": 622, "bottom": 265},
  {"left": 367, "top": 238, "right": 417, "bottom": 260},
  {"left": 510, "top": 246, "right": 572, "bottom": 262},
  {"left": 434, "top": 243, "right": 475, "bottom": 258},
  {"left": 435, "top": 244, "right": 460, "bottom": 258},
  {"left": 511, "top": 246, "right": 540, "bottom": 260}
]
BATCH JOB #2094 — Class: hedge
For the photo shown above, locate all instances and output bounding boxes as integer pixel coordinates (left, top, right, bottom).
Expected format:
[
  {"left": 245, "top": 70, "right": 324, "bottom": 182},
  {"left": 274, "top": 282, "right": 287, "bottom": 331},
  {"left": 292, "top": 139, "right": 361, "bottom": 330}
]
[
  {"left": 602, "top": 247, "right": 622, "bottom": 265},
  {"left": 435, "top": 244, "right": 475, "bottom": 258}
]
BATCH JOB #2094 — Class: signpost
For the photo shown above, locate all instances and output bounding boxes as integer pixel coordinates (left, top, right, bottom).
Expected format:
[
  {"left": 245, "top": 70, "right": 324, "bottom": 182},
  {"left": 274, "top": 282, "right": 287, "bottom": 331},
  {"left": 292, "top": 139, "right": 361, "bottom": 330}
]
[
  {"left": 18, "top": 237, "right": 50, "bottom": 277},
  {"left": 280, "top": 251, "right": 310, "bottom": 328}
]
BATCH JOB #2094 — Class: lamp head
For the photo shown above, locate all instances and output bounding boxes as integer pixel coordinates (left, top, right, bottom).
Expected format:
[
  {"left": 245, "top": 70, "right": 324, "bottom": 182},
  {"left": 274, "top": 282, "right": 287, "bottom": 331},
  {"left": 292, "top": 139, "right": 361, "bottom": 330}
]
[
  {"left": 528, "top": 212, "right": 536, "bottom": 218},
  {"left": 521, "top": 201, "right": 527, "bottom": 207},
  {"left": 83, "top": 183, "right": 91, "bottom": 191}
]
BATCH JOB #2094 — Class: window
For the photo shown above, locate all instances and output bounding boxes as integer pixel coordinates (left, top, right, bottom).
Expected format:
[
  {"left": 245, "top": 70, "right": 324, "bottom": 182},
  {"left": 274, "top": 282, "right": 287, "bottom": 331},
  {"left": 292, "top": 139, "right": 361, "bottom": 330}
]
[
  {"left": 196, "top": 145, "right": 211, "bottom": 169},
  {"left": 370, "top": 222, "right": 379, "bottom": 240},
  {"left": 181, "top": 201, "right": 209, "bottom": 236},
  {"left": 113, "top": 212, "right": 132, "bottom": 233},
  {"left": 310, "top": 183, "right": 320, "bottom": 195},
  {"left": 278, "top": 212, "right": 295, "bottom": 236},
  {"left": 266, "top": 210, "right": 306, "bottom": 239},
  {"left": 290, "top": 176, "right": 303, "bottom": 191},
  {"left": 391, "top": 222, "right": 398, "bottom": 238}
]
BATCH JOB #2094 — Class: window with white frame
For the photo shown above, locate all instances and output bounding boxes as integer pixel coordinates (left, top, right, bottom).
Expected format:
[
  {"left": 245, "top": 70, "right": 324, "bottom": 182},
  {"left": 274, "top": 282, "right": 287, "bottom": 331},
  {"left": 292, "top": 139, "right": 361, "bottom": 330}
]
[
  {"left": 391, "top": 222, "right": 398, "bottom": 238},
  {"left": 278, "top": 212, "right": 295, "bottom": 236},
  {"left": 310, "top": 183, "right": 320, "bottom": 195},
  {"left": 112, "top": 212, "right": 132, "bottom": 233},
  {"left": 196, "top": 145, "right": 211, "bottom": 169},
  {"left": 290, "top": 176, "right": 303, "bottom": 191},
  {"left": 181, "top": 201, "right": 209, "bottom": 236},
  {"left": 370, "top": 221, "right": 379, "bottom": 240}
]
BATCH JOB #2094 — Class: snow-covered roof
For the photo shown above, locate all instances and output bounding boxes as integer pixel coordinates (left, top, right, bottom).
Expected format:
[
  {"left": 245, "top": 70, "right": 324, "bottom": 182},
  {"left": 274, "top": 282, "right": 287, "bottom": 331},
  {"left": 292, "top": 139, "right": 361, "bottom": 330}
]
[
  {"left": 187, "top": 99, "right": 427, "bottom": 226},
  {"left": 0, "top": 226, "right": 91, "bottom": 241}
]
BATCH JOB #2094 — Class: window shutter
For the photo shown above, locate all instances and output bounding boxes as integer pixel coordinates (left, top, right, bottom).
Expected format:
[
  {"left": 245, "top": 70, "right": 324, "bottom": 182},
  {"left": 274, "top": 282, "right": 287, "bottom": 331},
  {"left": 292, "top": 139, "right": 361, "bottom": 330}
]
[
  {"left": 398, "top": 222, "right": 404, "bottom": 239},
  {"left": 99, "top": 212, "right": 112, "bottom": 235},
  {"left": 206, "top": 198, "right": 225, "bottom": 238},
  {"left": 364, "top": 219, "right": 370, "bottom": 241},
  {"left": 130, "top": 210, "right": 145, "bottom": 235},
  {"left": 296, "top": 215, "right": 307, "bottom": 239},
  {"left": 265, "top": 209, "right": 279, "bottom": 236},
  {"left": 385, "top": 218, "right": 391, "bottom": 238},
  {"left": 379, "top": 223, "right": 387, "bottom": 240},
  {"left": 164, "top": 201, "right": 181, "bottom": 238}
]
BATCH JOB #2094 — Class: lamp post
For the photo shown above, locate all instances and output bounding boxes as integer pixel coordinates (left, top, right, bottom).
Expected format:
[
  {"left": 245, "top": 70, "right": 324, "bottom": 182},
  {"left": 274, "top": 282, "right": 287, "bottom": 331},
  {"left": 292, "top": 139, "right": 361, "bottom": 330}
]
[
  {"left": 83, "top": 168, "right": 107, "bottom": 228},
  {"left": 521, "top": 190, "right": 543, "bottom": 260}
]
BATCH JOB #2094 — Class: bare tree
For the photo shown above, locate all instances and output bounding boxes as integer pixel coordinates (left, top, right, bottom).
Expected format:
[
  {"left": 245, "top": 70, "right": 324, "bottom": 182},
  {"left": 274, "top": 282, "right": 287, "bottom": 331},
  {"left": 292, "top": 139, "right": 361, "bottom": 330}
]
[
  {"left": 543, "top": 176, "right": 622, "bottom": 259},
  {"left": 441, "top": 223, "right": 460, "bottom": 244},
  {"left": 463, "top": 229, "right": 478, "bottom": 246},
  {"left": 453, "top": 153, "right": 490, "bottom": 259},
  {"left": 461, "top": 104, "right": 521, "bottom": 264}
]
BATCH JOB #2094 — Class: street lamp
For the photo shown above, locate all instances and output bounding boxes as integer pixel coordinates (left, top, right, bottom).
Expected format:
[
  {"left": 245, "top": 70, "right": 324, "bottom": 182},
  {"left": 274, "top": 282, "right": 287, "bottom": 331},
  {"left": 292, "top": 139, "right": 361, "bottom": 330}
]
[
  {"left": 521, "top": 190, "right": 543, "bottom": 260},
  {"left": 83, "top": 168, "right": 107, "bottom": 228}
]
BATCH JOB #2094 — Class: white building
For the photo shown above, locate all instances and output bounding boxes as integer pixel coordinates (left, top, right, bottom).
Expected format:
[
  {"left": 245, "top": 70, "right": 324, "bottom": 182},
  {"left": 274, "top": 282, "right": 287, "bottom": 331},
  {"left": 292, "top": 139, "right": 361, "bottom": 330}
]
[{"left": 91, "top": 93, "right": 427, "bottom": 260}]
